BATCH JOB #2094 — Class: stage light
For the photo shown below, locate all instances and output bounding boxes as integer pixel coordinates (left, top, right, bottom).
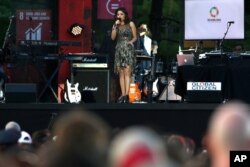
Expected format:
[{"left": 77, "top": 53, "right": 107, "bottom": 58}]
[{"left": 68, "top": 23, "right": 84, "bottom": 36}]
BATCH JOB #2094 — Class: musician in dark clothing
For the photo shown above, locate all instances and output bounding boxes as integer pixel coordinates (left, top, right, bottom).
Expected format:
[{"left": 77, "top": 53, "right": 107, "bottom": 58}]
[{"left": 134, "top": 23, "right": 152, "bottom": 90}]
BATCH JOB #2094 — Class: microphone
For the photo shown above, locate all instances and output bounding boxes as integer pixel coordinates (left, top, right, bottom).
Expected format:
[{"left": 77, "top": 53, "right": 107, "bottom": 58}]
[
  {"left": 228, "top": 21, "right": 234, "bottom": 24},
  {"left": 115, "top": 18, "right": 121, "bottom": 26}
]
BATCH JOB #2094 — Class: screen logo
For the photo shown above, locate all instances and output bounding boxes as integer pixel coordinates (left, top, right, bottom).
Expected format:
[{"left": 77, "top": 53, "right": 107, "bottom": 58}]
[
  {"left": 208, "top": 6, "right": 221, "bottom": 22},
  {"left": 210, "top": 6, "right": 219, "bottom": 18}
]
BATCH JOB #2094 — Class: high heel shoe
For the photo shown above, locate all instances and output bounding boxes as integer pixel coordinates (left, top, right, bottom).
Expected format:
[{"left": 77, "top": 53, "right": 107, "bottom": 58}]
[
  {"left": 123, "top": 95, "right": 129, "bottom": 103},
  {"left": 117, "top": 95, "right": 124, "bottom": 103}
]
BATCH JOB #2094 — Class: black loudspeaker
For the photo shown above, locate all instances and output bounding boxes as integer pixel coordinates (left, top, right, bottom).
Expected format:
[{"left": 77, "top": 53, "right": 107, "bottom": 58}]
[
  {"left": 73, "top": 69, "right": 110, "bottom": 103},
  {"left": 5, "top": 83, "right": 37, "bottom": 103}
]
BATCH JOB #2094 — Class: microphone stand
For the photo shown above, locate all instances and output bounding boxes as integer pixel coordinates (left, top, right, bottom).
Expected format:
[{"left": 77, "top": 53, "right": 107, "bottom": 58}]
[
  {"left": 147, "top": 42, "right": 158, "bottom": 103},
  {"left": 219, "top": 22, "right": 233, "bottom": 61}
]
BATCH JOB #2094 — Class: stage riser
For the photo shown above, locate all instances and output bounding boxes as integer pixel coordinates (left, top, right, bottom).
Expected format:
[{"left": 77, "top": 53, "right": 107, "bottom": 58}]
[{"left": 0, "top": 103, "right": 219, "bottom": 148}]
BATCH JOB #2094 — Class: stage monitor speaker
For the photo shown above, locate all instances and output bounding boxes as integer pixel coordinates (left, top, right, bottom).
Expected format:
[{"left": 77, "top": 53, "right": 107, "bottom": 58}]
[
  {"left": 5, "top": 83, "right": 37, "bottom": 103},
  {"left": 73, "top": 69, "right": 110, "bottom": 103}
]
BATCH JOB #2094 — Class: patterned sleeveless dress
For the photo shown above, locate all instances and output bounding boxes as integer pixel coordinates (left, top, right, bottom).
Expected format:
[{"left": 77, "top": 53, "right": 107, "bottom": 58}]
[{"left": 114, "top": 23, "right": 136, "bottom": 74}]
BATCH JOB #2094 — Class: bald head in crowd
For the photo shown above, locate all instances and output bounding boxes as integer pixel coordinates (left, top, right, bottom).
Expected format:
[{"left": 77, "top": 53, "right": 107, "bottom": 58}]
[{"left": 206, "top": 100, "right": 250, "bottom": 167}]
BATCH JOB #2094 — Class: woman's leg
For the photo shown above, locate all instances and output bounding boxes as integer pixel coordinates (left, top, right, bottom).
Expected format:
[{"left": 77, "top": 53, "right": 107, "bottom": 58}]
[
  {"left": 124, "top": 65, "right": 131, "bottom": 95},
  {"left": 119, "top": 69, "right": 126, "bottom": 96}
]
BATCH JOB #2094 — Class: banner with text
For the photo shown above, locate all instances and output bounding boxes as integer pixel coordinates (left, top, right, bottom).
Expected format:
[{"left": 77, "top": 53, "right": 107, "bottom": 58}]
[
  {"left": 97, "top": 0, "right": 132, "bottom": 19},
  {"left": 16, "top": 9, "right": 52, "bottom": 42}
]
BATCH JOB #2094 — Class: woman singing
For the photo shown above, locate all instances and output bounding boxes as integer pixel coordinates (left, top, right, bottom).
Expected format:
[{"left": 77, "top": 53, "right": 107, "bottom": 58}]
[{"left": 111, "top": 7, "right": 137, "bottom": 103}]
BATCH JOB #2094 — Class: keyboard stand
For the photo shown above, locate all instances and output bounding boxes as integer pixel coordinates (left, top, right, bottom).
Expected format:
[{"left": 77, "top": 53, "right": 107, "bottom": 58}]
[{"left": 38, "top": 58, "right": 63, "bottom": 102}]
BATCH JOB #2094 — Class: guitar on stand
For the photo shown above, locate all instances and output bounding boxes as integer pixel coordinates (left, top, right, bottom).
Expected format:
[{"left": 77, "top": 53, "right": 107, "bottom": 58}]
[
  {"left": 146, "top": 41, "right": 158, "bottom": 103},
  {"left": 64, "top": 60, "right": 81, "bottom": 103}
]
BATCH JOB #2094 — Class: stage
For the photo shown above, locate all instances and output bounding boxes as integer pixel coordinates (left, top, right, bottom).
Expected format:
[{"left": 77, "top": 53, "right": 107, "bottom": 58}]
[{"left": 0, "top": 102, "right": 221, "bottom": 147}]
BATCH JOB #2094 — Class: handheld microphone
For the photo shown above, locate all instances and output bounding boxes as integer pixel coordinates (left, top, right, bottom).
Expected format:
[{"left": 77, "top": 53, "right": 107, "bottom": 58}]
[
  {"left": 115, "top": 18, "right": 121, "bottom": 26},
  {"left": 228, "top": 21, "right": 234, "bottom": 24}
]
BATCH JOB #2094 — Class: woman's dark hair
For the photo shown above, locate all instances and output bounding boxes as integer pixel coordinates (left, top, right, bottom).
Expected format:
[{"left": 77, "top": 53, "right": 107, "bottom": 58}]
[{"left": 114, "top": 7, "right": 130, "bottom": 24}]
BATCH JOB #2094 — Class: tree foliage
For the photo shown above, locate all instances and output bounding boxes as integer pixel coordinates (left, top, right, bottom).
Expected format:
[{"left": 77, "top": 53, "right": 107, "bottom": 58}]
[{"left": 0, "top": 0, "right": 11, "bottom": 17}]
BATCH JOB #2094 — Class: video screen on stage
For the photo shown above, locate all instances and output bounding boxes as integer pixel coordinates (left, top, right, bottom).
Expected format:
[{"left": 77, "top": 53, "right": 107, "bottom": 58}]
[{"left": 184, "top": 0, "right": 244, "bottom": 40}]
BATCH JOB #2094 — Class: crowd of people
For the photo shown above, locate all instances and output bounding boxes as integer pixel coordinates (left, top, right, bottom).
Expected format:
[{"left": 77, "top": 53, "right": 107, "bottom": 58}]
[{"left": 0, "top": 100, "right": 250, "bottom": 167}]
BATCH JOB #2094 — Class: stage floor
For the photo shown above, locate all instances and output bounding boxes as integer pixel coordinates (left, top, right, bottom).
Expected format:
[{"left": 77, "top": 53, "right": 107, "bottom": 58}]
[{"left": 0, "top": 102, "right": 221, "bottom": 147}]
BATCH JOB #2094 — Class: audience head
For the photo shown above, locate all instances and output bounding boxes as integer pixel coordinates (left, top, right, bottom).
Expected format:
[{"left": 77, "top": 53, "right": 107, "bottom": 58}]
[
  {"left": 206, "top": 100, "right": 250, "bottom": 167},
  {"left": 108, "top": 126, "right": 168, "bottom": 167},
  {"left": 5, "top": 121, "right": 21, "bottom": 132},
  {"left": 164, "top": 134, "right": 196, "bottom": 166},
  {"left": 43, "top": 108, "right": 111, "bottom": 167},
  {"left": 207, "top": 100, "right": 250, "bottom": 151},
  {"left": 0, "top": 129, "right": 21, "bottom": 152}
]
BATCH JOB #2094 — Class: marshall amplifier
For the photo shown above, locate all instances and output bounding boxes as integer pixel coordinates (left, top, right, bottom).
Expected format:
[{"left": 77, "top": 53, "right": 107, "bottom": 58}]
[
  {"left": 71, "top": 53, "right": 108, "bottom": 68},
  {"left": 73, "top": 69, "right": 110, "bottom": 103}
]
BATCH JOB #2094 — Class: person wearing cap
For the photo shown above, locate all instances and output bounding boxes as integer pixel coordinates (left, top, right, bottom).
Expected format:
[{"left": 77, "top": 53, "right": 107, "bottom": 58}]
[{"left": 0, "top": 129, "right": 21, "bottom": 152}]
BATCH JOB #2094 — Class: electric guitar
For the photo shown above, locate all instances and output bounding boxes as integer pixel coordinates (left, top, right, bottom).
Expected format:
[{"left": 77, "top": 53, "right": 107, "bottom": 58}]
[{"left": 64, "top": 61, "right": 81, "bottom": 103}]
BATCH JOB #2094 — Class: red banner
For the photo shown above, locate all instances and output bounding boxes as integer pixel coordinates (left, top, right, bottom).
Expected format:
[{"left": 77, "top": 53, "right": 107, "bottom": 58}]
[
  {"left": 16, "top": 9, "right": 52, "bottom": 42},
  {"left": 97, "top": 0, "right": 133, "bottom": 19}
]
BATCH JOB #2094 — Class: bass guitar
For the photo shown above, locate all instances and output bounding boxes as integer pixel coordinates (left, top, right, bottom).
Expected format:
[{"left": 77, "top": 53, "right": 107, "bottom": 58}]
[{"left": 64, "top": 61, "right": 81, "bottom": 103}]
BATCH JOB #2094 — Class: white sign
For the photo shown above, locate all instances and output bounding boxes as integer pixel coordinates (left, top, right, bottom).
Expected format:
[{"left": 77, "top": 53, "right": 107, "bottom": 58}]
[{"left": 187, "top": 82, "right": 221, "bottom": 91}]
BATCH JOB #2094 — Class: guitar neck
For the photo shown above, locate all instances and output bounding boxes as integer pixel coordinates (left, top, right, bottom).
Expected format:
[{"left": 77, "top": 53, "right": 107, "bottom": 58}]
[{"left": 70, "top": 60, "right": 74, "bottom": 83}]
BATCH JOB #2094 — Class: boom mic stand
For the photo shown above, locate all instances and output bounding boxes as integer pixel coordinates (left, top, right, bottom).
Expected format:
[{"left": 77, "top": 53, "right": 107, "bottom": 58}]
[
  {"left": 147, "top": 41, "right": 158, "bottom": 103},
  {"left": 219, "top": 21, "right": 234, "bottom": 60}
]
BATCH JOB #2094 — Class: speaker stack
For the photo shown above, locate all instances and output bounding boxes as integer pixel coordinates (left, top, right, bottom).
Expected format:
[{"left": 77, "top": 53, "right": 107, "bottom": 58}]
[{"left": 73, "top": 69, "right": 110, "bottom": 103}]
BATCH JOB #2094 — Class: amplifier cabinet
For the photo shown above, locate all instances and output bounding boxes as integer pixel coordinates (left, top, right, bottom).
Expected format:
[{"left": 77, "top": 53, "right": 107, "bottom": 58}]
[{"left": 73, "top": 69, "right": 110, "bottom": 103}]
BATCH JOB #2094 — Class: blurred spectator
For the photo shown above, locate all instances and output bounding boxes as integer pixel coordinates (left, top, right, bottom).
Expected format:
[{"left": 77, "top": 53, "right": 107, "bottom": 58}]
[
  {"left": 32, "top": 129, "right": 52, "bottom": 150},
  {"left": 36, "top": 109, "right": 111, "bottom": 167},
  {"left": 183, "top": 150, "right": 210, "bottom": 167},
  {"left": 206, "top": 100, "right": 250, "bottom": 167},
  {"left": 18, "top": 131, "right": 32, "bottom": 144},
  {"left": 18, "top": 131, "right": 34, "bottom": 152},
  {"left": 164, "top": 134, "right": 196, "bottom": 167},
  {"left": 5, "top": 121, "right": 21, "bottom": 132},
  {"left": 0, "top": 129, "right": 21, "bottom": 152},
  {"left": 108, "top": 126, "right": 168, "bottom": 167}
]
